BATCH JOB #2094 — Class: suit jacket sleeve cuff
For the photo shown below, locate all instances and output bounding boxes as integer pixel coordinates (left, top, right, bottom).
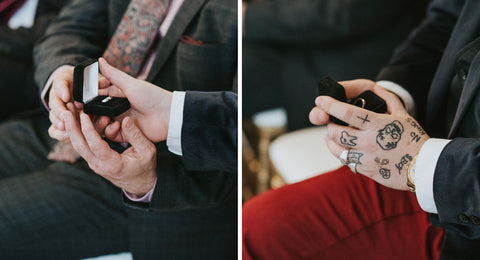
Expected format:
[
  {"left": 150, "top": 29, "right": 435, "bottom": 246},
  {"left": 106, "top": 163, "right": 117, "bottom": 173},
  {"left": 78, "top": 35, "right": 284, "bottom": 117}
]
[
  {"left": 376, "top": 80, "right": 415, "bottom": 115},
  {"left": 416, "top": 138, "right": 451, "bottom": 214},
  {"left": 166, "top": 91, "right": 186, "bottom": 156}
]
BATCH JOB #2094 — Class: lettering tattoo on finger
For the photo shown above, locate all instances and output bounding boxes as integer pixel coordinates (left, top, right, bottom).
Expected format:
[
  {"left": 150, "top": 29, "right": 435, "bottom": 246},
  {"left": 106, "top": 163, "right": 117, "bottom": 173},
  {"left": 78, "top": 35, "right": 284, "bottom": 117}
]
[
  {"left": 379, "top": 168, "right": 391, "bottom": 179},
  {"left": 347, "top": 152, "right": 363, "bottom": 165},
  {"left": 376, "top": 120, "right": 403, "bottom": 150},
  {"left": 340, "top": 131, "right": 357, "bottom": 147}
]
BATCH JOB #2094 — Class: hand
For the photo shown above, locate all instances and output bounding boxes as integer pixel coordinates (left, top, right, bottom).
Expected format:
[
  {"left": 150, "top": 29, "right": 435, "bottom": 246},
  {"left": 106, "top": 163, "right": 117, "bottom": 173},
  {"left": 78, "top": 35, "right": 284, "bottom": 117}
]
[
  {"left": 47, "top": 65, "right": 74, "bottom": 141},
  {"left": 310, "top": 86, "right": 429, "bottom": 190},
  {"left": 309, "top": 79, "right": 381, "bottom": 126},
  {"left": 63, "top": 109, "right": 157, "bottom": 197},
  {"left": 47, "top": 65, "right": 110, "bottom": 141},
  {"left": 96, "top": 57, "right": 173, "bottom": 143}
]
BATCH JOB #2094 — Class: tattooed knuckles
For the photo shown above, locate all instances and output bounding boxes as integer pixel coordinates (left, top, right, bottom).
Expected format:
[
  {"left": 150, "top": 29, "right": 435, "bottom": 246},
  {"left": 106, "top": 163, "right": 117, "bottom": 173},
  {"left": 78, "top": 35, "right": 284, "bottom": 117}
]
[{"left": 340, "top": 131, "right": 357, "bottom": 147}]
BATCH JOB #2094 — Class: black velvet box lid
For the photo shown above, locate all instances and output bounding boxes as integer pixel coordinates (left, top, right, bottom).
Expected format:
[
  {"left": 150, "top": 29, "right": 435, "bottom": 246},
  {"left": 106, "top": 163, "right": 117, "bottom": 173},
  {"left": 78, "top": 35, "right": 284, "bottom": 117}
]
[{"left": 73, "top": 58, "right": 130, "bottom": 117}]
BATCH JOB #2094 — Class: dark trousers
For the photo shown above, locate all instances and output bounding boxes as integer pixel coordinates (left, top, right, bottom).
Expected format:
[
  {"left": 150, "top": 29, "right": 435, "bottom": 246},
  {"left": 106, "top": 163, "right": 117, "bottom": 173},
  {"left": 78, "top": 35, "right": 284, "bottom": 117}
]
[
  {"left": 0, "top": 114, "right": 237, "bottom": 259},
  {"left": 0, "top": 115, "right": 129, "bottom": 259}
]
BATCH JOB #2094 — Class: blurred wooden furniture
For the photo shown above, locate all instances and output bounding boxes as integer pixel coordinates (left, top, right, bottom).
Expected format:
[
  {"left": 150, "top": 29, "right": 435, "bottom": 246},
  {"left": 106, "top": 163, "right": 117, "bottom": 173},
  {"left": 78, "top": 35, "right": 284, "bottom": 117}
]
[{"left": 242, "top": 108, "right": 287, "bottom": 201}]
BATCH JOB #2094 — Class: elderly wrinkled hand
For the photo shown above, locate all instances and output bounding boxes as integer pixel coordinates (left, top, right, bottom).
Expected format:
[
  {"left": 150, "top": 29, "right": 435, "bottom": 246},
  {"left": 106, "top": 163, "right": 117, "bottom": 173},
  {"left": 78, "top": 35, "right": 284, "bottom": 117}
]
[
  {"left": 63, "top": 109, "right": 157, "bottom": 197},
  {"left": 310, "top": 85, "right": 428, "bottom": 190}
]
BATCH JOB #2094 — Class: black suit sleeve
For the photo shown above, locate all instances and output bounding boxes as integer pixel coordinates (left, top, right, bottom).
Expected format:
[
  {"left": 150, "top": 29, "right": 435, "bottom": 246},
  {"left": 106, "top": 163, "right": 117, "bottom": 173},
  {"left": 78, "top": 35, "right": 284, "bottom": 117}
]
[
  {"left": 180, "top": 91, "right": 237, "bottom": 174},
  {"left": 144, "top": 146, "right": 237, "bottom": 211},
  {"left": 244, "top": 0, "right": 427, "bottom": 46},
  {"left": 376, "top": 0, "right": 463, "bottom": 123},
  {"left": 429, "top": 138, "right": 480, "bottom": 239},
  {"left": 139, "top": 92, "right": 237, "bottom": 211}
]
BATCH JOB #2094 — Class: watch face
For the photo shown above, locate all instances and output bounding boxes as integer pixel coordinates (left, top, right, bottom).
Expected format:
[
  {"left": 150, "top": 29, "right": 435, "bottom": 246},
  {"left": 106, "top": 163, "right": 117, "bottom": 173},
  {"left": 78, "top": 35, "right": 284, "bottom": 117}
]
[{"left": 406, "top": 162, "right": 416, "bottom": 192}]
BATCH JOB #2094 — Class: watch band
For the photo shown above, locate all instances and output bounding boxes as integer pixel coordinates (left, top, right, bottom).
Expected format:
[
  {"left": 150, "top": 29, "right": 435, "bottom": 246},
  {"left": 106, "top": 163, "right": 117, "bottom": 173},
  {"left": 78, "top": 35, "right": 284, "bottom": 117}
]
[{"left": 406, "top": 155, "right": 417, "bottom": 193}]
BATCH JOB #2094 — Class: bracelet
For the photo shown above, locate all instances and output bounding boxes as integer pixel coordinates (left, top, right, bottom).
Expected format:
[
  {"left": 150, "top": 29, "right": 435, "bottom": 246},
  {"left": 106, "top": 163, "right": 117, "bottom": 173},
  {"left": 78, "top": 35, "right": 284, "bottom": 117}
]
[{"left": 406, "top": 155, "right": 417, "bottom": 193}]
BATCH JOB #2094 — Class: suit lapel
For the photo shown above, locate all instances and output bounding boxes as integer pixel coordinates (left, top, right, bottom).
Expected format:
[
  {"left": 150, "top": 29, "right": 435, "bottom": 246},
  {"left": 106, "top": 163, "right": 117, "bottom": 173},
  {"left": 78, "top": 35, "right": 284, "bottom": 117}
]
[
  {"left": 448, "top": 53, "right": 480, "bottom": 137},
  {"left": 146, "top": 0, "right": 207, "bottom": 83},
  {"left": 425, "top": 0, "right": 480, "bottom": 134}
]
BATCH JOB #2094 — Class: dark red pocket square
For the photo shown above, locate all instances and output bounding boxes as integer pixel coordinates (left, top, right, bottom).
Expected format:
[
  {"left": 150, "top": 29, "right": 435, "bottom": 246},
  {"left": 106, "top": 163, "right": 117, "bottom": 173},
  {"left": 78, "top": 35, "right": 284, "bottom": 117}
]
[{"left": 180, "top": 35, "right": 203, "bottom": 46}]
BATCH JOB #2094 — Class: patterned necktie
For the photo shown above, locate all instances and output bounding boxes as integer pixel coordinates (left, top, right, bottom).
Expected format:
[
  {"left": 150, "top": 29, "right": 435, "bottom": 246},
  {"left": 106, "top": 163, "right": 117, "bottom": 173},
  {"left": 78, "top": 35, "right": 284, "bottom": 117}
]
[{"left": 103, "top": 0, "right": 172, "bottom": 76}]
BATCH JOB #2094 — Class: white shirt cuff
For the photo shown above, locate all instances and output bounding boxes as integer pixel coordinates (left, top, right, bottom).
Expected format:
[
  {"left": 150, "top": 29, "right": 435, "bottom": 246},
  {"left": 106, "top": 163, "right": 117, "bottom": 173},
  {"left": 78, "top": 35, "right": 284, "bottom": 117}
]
[
  {"left": 415, "top": 138, "right": 451, "bottom": 214},
  {"left": 166, "top": 91, "right": 186, "bottom": 156},
  {"left": 376, "top": 80, "right": 415, "bottom": 115}
]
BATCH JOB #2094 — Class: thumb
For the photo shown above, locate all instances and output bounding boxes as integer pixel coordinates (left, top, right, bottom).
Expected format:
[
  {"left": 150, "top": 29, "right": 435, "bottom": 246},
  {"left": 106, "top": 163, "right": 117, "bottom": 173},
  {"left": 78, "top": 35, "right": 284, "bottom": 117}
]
[
  {"left": 53, "top": 78, "right": 71, "bottom": 103},
  {"left": 373, "top": 86, "right": 406, "bottom": 114},
  {"left": 340, "top": 79, "right": 375, "bottom": 99},
  {"left": 122, "top": 117, "right": 154, "bottom": 153},
  {"left": 99, "top": 57, "right": 136, "bottom": 93}
]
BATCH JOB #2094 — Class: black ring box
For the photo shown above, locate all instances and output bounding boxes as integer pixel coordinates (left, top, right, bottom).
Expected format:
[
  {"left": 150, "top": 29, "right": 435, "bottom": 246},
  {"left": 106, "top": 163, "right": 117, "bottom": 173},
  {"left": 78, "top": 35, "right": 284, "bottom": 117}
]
[
  {"left": 317, "top": 77, "right": 387, "bottom": 125},
  {"left": 73, "top": 58, "right": 130, "bottom": 117}
]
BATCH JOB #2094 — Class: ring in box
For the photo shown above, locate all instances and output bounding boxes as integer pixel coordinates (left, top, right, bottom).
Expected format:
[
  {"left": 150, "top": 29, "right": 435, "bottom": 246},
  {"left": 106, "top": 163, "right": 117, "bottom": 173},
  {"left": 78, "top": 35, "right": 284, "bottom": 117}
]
[{"left": 73, "top": 58, "right": 130, "bottom": 117}]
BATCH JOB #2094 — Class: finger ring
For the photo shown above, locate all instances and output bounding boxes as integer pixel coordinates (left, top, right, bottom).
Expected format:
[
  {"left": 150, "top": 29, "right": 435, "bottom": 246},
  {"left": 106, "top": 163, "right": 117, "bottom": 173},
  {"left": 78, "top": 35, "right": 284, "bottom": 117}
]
[
  {"left": 339, "top": 149, "right": 349, "bottom": 165},
  {"left": 348, "top": 162, "right": 358, "bottom": 174}
]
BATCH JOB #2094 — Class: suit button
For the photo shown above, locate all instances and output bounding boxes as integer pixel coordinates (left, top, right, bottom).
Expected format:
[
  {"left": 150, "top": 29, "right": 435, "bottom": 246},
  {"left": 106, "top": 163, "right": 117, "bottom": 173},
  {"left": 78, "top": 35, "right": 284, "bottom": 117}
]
[
  {"left": 471, "top": 216, "right": 480, "bottom": 225},
  {"left": 458, "top": 214, "right": 470, "bottom": 223}
]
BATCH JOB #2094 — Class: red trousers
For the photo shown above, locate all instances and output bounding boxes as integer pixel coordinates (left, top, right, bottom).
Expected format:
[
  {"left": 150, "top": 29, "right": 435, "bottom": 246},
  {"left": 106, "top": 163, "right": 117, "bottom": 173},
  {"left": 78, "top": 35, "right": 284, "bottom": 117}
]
[{"left": 243, "top": 166, "right": 444, "bottom": 260}]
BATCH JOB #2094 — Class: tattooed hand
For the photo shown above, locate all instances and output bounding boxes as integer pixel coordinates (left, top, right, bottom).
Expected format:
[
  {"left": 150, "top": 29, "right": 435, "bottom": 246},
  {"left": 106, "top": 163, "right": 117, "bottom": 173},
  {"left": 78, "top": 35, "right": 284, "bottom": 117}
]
[{"left": 309, "top": 80, "right": 428, "bottom": 190}]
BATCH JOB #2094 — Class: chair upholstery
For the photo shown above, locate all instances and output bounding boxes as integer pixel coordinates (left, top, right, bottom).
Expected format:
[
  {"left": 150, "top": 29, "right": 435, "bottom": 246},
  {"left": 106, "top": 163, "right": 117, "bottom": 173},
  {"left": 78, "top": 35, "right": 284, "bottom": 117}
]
[{"left": 269, "top": 126, "right": 342, "bottom": 184}]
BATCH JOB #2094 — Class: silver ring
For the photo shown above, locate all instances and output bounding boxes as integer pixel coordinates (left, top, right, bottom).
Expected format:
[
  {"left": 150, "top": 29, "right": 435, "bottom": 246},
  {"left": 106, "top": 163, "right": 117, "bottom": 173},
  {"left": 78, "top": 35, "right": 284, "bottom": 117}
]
[
  {"left": 348, "top": 162, "right": 357, "bottom": 174},
  {"left": 339, "top": 149, "right": 349, "bottom": 165}
]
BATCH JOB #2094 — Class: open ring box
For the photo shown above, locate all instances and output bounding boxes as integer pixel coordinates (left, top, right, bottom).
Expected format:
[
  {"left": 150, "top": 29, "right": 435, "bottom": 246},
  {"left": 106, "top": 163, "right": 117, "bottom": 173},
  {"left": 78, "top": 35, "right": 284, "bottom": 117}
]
[{"left": 73, "top": 58, "right": 130, "bottom": 117}]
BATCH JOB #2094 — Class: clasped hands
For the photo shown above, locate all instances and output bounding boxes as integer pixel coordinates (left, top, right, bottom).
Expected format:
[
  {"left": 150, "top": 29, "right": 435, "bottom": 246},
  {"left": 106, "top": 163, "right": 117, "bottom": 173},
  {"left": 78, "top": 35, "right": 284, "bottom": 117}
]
[
  {"left": 47, "top": 58, "right": 173, "bottom": 197},
  {"left": 310, "top": 80, "right": 428, "bottom": 190}
]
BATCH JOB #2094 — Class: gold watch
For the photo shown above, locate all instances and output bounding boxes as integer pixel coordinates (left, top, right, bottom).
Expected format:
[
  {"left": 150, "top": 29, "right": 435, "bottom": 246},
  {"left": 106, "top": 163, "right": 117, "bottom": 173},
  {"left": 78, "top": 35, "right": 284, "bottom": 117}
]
[{"left": 406, "top": 155, "right": 417, "bottom": 193}]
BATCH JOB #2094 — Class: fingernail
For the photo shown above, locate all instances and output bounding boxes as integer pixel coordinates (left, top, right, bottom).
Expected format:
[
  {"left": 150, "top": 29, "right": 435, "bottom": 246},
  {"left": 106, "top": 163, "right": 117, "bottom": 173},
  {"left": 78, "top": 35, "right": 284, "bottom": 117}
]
[
  {"left": 316, "top": 97, "right": 324, "bottom": 107},
  {"left": 125, "top": 117, "right": 134, "bottom": 130}
]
